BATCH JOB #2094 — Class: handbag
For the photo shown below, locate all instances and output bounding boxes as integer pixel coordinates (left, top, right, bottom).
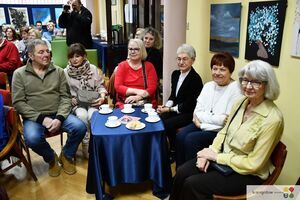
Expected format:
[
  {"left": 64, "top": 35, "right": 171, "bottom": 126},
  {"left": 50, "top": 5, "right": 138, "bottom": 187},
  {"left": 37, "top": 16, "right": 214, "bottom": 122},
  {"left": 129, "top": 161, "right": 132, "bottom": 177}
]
[
  {"left": 210, "top": 98, "right": 247, "bottom": 176},
  {"left": 210, "top": 161, "right": 234, "bottom": 176},
  {"left": 77, "top": 89, "right": 100, "bottom": 107}
]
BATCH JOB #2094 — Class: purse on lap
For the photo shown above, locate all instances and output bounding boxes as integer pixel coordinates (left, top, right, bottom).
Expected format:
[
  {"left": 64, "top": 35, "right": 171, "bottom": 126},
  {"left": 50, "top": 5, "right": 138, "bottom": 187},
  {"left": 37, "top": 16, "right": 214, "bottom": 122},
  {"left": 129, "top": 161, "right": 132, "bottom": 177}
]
[{"left": 77, "top": 89, "right": 100, "bottom": 107}]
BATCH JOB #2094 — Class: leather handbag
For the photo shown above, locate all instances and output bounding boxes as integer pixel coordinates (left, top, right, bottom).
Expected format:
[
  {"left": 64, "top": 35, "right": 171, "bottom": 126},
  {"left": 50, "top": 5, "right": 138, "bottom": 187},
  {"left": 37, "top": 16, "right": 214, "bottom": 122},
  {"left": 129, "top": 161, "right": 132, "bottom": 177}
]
[
  {"left": 77, "top": 89, "right": 100, "bottom": 107},
  {"left": 210, "top": 161, "right": 234, "bottom": 176}
]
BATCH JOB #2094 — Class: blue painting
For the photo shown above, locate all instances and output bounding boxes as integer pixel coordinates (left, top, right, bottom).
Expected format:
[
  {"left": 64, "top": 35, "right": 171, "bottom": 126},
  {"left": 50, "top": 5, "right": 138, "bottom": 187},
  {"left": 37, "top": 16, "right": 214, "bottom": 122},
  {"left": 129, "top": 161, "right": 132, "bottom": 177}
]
[
  {"left": 55, "top": 8, "right": 63, "bottom": 26},
  {"left": 210, "top": 3, "right": 241, "bottom": 57},
  {"left": 32, "top": 7, "right": 51, "bottom": 25},
  {"left": 245, "top": 1, "right": 287, "bottom": 66}
]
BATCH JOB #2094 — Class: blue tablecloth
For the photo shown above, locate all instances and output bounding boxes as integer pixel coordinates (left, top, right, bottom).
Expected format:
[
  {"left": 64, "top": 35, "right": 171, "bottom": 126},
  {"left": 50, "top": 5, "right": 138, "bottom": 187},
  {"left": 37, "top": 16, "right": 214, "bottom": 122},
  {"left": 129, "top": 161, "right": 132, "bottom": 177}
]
[{"left": 86, "top": 108, "right": 172, "bottom": 200}]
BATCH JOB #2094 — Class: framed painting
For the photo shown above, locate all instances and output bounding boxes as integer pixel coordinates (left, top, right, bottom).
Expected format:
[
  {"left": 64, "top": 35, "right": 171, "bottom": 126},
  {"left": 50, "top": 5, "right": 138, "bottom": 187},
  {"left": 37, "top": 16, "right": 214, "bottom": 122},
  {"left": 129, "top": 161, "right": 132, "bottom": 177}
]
[
  {"left": 8, "top": 7, "right": 29, "bottom": 29},
  {"left": 245, "top": 1, "right": 287, "bottom": 66},
  {"left": 291, "top": 0, "right": 300, "bottom": 57},
  {"left": 210, "top": 3, "right": 241, "bottom": 57},
  {"left": 32, "top": 7, "right": 51, "bottom": 25}
]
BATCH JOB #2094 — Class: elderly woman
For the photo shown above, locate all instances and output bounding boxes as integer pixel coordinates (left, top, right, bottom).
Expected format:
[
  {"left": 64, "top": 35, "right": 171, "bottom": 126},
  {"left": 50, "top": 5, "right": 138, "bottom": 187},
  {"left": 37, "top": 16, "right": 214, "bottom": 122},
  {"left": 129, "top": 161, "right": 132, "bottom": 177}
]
[
  {"left": 64, "top": 43, "right": 107, "bottom": 157},
  {"left": 175, "top": 52, "right": 242, "bottom": 167},
  {"left": 143, "top": 27, "right": 163, "bottom": 79},
  {"left": 114, "top": 38, "right": 158, "bottom": 108},
  {"left": 170, "top": 60, "right": 284, "bottom": 200},
  {"left": 157, "top": 44, "right": 203, "bottom": 161}
]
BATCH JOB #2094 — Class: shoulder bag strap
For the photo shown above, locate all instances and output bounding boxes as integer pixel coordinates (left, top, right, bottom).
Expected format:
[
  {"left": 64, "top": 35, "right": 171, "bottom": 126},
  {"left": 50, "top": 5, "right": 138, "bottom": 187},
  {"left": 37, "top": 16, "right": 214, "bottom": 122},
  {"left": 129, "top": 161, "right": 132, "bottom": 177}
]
[
  {"left": 221, "top": 97, "right": 247, "bottom": 151},
  {"left": 141, "top": 61, "right": 148, "bottom": 89}
]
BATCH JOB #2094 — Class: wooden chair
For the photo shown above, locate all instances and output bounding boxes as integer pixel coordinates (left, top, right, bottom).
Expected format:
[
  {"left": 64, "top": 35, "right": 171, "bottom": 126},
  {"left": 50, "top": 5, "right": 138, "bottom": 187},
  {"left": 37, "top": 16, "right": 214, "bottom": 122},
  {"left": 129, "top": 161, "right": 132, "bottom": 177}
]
[
  {"left": 213, "top": 141, "right": 287, "bottom": 200},
  {"left": 0, "top": 106, "right": 38, "bottom": 181}
]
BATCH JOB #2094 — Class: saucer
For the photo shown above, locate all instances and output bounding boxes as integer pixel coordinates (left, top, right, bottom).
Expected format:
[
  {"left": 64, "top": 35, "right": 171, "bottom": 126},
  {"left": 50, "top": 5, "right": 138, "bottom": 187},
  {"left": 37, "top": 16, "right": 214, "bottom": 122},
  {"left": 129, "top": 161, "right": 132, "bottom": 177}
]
[
  {"left": 121, "top": 108, "right": 135, "bottom": 114},
  {"left": 99, "top": 109, "right": 113, "bottom": 114},
  {"left": 126, "top": 122, "right": 146, "bottom": 130},
  {"left": 141, "top": 108, "right": 155, "bottom": 113},
  {"left": 105, "top": 121, "right": 121, "bottom": 128},
  {"left": 145, "top": 117, "right": 160, "bottom": 123}
]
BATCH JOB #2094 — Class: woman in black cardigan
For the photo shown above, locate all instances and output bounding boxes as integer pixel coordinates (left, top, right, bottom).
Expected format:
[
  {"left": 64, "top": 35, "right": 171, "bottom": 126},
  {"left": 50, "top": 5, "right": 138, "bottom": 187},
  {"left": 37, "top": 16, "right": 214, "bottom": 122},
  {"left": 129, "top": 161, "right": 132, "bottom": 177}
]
[{"left": 157, "top": 44, "right": 203, "bottom": 161}]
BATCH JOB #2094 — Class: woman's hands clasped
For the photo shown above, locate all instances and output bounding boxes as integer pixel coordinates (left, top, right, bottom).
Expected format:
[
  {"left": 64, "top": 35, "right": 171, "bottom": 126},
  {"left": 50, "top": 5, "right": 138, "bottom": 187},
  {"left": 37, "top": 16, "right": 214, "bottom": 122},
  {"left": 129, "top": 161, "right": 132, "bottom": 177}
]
[{"left": 196, "top": 148, "right": 217, "bottom": 172}]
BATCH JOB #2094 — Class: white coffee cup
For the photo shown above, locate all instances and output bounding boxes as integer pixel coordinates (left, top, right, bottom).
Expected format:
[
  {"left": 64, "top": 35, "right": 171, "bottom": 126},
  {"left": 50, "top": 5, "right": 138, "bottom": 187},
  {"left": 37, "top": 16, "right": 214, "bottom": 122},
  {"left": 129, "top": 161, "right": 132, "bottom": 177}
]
[
  {"left": 144, "top": 103, "right": 153, "bottom": 112},
  {"left": 148, "top": 110, "right": 158, "bottom": 120},
  {"left": 100, "top": 104, "right": 110, "bottom": 112},
  {"left": 124, "top": 104, "right": 132, "bottom": 111},
  {"left": 107, "top": 116, "right": 118, "bottom": 125}
]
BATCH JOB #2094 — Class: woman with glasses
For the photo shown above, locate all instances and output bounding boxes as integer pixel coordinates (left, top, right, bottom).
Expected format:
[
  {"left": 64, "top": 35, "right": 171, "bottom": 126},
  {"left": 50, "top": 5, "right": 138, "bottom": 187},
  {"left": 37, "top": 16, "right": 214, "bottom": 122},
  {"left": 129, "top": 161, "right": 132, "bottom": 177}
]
[
  {"left": 175, "top": 52, "right": 242, "bottom": 167},
  {"left": 157, "top": 44, "right": 203, "bottom": 162},
  {"left": 114, "top": 38, "right": 158, "bottom": 108},
  {"left": 170, "top": 60, "right": 284, "bottom": 200}
]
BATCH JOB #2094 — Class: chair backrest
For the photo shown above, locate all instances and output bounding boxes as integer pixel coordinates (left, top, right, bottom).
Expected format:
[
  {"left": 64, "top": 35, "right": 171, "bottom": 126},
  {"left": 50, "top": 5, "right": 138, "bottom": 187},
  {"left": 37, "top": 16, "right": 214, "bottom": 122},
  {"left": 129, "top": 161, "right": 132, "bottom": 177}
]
[
  {"left": 263, "top": 141, "right": 287, "bottom": 185},
  {"left": 0, "top": 72, "right": 9, "bottom": 91},
  {"left": 0, "top": 89, "right": 12, "bottom": 106},
  {"left": 86, "top": 49, "right": 99, "bottom": 67},
  {"left": 51, "top": 39, "right": 68, "bottom": 68}
]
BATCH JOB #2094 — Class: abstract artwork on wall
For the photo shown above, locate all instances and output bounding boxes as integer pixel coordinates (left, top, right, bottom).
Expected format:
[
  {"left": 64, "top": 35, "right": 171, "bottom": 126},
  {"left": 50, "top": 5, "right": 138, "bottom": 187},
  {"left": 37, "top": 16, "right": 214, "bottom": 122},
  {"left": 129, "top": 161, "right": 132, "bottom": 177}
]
[
  {"left": 245, "top": 1, "right": 287, "bottom": 66},
  {"left": 210, "top": 3, "right": 241, "bottom": 57},
  {"left": 32, "top": 7, "right": 51, "bottom": 25},
  {"left": 0, "top": 8, "right": 6, "bottom": 25},
  {"left": 291, "top": 0, "right": 300, "bottom": 57},
  {"left": 8, "top": 7, "right": 29, "bottom": 29}
]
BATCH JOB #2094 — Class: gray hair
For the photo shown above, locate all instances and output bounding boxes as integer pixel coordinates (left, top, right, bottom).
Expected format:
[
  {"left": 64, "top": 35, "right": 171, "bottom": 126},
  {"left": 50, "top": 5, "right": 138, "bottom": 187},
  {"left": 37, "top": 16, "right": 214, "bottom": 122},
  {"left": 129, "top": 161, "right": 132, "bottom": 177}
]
[
  {"left": 176, "top": 44, "right": 196, "bottom": 60},
  {"left": 238, "top": 60, "right": 280, "bottom": 100},
  {"left": 128, "top": 39, "right": 148, "bottom": 60},
  {"left": 27, "top": 39, "right": 48, "bottom": 55}
]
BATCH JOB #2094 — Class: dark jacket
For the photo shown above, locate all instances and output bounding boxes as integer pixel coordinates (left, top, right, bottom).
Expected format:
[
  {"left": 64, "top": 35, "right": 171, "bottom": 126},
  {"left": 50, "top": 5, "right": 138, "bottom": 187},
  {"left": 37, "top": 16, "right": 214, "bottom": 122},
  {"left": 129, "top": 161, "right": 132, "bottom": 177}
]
[
  {"left": 168, "top": 67, "right": 203, "bottom": 113},
  {"left": 58, "top": 6, "right": 93, "bottom": 48},
  {"left": 146, "top": 47, "right": 163, "bottom": 79}
]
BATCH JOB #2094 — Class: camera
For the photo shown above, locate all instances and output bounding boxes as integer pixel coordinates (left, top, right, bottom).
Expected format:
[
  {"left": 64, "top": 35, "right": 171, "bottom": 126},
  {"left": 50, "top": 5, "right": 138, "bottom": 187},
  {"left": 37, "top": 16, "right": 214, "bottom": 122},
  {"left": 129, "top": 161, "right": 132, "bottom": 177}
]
[{"left": 63, "top": 4, "right": 71, "bottom": 11}]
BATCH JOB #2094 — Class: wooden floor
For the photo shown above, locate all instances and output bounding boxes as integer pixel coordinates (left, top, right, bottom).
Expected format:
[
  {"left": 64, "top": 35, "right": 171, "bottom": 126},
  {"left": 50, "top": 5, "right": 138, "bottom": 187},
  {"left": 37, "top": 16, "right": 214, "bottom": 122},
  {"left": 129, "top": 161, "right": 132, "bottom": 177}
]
[{"left": 0, "top": 133, "right": 175, "bottom": 200}]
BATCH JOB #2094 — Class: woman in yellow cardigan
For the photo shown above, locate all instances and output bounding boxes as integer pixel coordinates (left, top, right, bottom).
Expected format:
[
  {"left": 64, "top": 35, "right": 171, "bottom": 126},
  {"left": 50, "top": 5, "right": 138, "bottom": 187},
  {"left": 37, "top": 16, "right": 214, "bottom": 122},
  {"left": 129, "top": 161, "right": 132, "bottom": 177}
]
[{"left": 170, "top": 60, "right": 284, "bottom": 200}]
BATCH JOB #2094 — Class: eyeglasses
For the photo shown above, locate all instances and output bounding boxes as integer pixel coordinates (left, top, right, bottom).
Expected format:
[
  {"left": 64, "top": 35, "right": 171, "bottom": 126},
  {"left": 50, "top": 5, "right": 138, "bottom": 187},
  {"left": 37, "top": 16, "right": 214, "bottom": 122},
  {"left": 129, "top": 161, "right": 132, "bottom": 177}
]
[
  {"left": 128, "top": 48, "right": 140, "bottom": 52},
  {"left": 239, "top": 78, "right": 266, "bottom": 89},
  {"left": 176, "top": 57, "right": 190, "bottom": 63}
]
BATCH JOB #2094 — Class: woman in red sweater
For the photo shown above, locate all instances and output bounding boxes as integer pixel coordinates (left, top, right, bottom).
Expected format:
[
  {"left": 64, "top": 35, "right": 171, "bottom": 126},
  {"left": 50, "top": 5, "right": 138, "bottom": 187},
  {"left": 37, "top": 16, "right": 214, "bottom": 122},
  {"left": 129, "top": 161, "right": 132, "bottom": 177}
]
[{"left": 114, "top": 39, "right": 158, "bottom": 108}]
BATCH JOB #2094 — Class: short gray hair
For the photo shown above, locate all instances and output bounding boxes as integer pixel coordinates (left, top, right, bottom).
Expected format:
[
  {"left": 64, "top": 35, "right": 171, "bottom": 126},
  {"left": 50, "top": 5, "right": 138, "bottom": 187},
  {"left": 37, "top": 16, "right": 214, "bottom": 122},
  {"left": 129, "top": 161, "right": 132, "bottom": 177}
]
[
  {"left": 238, "top": 60, "right": 280, "bottom": 100},
  {"left": 128, "top": 39, "right": 148, "bottom": 60},
  {"left": 176, "top": 44, "right": 196, "bottom": 60},
  {"left": 27, "top": 39, "right": 48, "bottom": 55}
]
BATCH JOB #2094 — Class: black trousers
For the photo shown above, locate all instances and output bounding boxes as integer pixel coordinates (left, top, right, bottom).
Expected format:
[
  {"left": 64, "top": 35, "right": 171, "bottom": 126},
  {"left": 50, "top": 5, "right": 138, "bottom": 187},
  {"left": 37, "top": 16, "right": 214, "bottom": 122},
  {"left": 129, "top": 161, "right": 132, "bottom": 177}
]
[
  {"left": 160, "top": 112, "right": 193, "bottom": 151},
  {"left": 170, "top": 158, "right": 263, "bottom": 200}
]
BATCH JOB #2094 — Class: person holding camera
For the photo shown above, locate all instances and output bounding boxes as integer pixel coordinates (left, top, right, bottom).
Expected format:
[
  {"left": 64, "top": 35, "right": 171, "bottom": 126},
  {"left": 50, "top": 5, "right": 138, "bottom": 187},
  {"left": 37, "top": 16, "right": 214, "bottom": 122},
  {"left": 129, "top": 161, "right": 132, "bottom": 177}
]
[{"left": 58, "top": 0, "right": 93, "bottom": 49}]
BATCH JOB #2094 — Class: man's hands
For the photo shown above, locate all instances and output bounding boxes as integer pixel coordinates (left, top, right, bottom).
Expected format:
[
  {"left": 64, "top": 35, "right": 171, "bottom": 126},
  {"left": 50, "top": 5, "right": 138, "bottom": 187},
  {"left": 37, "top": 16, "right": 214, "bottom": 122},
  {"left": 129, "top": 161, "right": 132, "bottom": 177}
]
[{"left": 42, "top": 117, "right": 62, "bottom": 133}]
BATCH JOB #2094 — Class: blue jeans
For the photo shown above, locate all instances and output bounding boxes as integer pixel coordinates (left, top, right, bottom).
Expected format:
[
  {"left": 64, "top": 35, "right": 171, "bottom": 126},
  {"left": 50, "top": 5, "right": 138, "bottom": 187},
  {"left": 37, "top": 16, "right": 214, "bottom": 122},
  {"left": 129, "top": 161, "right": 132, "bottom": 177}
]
[
  {"left": 176, "top": 123, "right": 217, "bottom": 168},
  {"left": 23, "top": 114, "right": 86, "bottom": 163}
]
